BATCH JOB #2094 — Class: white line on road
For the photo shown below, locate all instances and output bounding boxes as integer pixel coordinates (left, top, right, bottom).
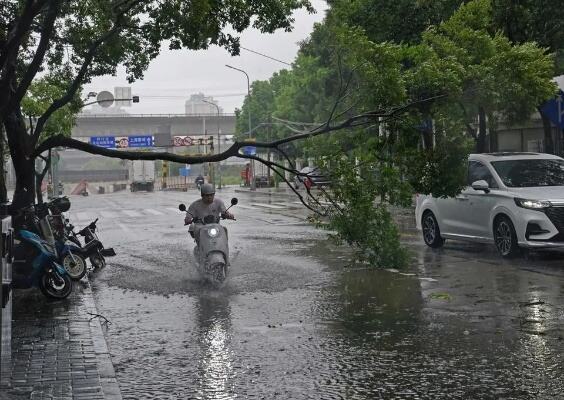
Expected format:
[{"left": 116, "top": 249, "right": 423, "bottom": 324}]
[
  {"left": 144, "top": 209, "right": 164, "bottom": 216},
  {"left": 235, "top": 204, "right": 254, "bottom": 210},
  {"left": 250, "top": 203, "right": 285, "bottom": 209},
  {"left": 117, "top": 222, "right": 131, "bottom": 233},
  {"left": 122, "top": 210, "right": 142, "bottom": 217},
  {"left": 75, "top": 212, "right": 92, "bottom": 221}
]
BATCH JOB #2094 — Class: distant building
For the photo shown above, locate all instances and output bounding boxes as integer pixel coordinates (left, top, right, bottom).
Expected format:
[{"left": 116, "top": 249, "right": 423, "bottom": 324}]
[{"left": 185, "top": 93, "right": 223, "bottom": 115}]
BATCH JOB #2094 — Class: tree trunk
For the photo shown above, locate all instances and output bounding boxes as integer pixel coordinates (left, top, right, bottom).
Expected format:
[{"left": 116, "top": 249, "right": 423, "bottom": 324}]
[
  {"left": 4, "top": 110, "right": 36, "bottom": 215},
  {"left": 0, "top": 125, "right": 7, "bottom": 203},
  {"left": 476, "top": 106, "right": 488, "bottom": 153},
  {"left": 539, "top": 107, "right": 555, "bottom": 154}
]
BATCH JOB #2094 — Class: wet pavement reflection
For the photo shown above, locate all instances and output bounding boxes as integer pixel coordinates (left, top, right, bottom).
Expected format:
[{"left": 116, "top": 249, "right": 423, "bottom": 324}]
[{"left": 83, "top": 191, "right": 564, "bottom": 399}]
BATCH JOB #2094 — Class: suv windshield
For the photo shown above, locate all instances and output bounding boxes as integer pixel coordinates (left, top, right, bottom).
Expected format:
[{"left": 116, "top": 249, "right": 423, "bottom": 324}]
[{"left": 491, "top": 159, "right": 564, "bottom": 187}]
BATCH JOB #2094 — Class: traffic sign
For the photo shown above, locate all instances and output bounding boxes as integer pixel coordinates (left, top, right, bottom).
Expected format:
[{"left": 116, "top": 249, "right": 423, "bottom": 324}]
[
  {"left": 128, "top": 135, "right": 153, "bottom": 148},
  {"left": 90, "top": 136, "right": 115, "bottom": 148},
  {"left": 242, "top": 146, "right": 256, "bottom": 156},
  {"left": 540, "top": 90, "right": 564, "bottom": 129}
]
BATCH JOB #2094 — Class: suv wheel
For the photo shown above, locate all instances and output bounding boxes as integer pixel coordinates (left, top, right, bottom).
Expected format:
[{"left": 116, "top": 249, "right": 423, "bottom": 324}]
[
  {"left": 494, "top": 216, "right": 520, "bottom": 258},
  {"left": 422, "top": 211, "right": 444, "bottom": 248}
]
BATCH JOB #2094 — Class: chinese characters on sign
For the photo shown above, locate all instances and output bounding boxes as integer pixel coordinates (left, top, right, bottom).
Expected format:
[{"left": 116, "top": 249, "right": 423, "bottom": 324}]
[
  {"left": 129, "top": 135, "right": 154, "bottom": 147},
  {"left": 90, "top": 136, "right": 115, "bottom": 148},
  {"left": 173, "top": 136, "right": 214, "bottom": 147},
  {"left": 89, "top": 135, "right": 154, "bottom": 148}
]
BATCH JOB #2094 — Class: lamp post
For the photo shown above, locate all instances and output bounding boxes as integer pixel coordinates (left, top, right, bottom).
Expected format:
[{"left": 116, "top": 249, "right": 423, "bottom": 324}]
[
  {"left": 226, "top": 64, "right": 255, "bottom": 190},
  {"left": 202, "top": 99, "right": 222, "bottom": 189}
]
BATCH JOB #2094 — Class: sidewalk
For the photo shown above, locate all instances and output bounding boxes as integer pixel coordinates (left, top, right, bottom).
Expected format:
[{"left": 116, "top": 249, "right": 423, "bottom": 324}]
[{"left": 0, "top": 278, "right": 121, "bottom": 400}]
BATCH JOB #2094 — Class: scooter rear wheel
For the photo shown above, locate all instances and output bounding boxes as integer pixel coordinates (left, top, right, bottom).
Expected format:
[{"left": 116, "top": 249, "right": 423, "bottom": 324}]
[
  {"left": 62, "top": 253, "right": 87, "bottom": 280},
  {"left": 40, "top": 269, "right": 73, "bottom": 299}
]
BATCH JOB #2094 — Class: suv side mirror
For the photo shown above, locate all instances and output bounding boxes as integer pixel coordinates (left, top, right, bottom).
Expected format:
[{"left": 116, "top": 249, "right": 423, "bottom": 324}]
[{"left": 471, "top": 180, "right": 490, "bottom": 193}]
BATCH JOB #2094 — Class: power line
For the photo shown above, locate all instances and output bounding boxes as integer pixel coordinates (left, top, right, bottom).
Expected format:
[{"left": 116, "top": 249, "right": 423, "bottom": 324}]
[{"left": 240, "top": 46, "right": 292, "bottom": 66}]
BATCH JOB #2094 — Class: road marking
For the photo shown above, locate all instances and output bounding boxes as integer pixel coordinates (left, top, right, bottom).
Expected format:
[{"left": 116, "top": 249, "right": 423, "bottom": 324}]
[
  {"left": 235, "top": 204, "right": 253, "bottom": 209},
  {"left": 122, "top": 210, "right": 142, "bottom": 217},
  {"left": 117, "top": 222, "right": 131, "bottom": 233},
  {"left": 166, "top": 207, "right": 184, "bottom": 214},
  {"left": 75, "top": 212, "right": 92, "bottom": 221},
  {"left": 250, "top": 202, "right": 285, "bottom": 209},
  {"left": 100, "top": 211, "right": 118, "bottom": 218},
  {"left": 144, "top": 209, "right": 164, "bottom": 215},
  {"left": 273, "top": 202, "right": 300, "bottom": 208}
]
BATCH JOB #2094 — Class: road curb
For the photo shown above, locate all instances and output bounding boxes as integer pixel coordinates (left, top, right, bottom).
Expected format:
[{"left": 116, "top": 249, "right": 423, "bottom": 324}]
[{"left": 83, "top": 277, "right": 123, "bottom": 400}]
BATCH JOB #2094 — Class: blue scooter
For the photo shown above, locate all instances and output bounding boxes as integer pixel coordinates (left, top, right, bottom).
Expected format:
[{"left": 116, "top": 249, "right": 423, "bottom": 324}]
[{"left": 11, "top": 205, "right": 73, "bottom": 299}]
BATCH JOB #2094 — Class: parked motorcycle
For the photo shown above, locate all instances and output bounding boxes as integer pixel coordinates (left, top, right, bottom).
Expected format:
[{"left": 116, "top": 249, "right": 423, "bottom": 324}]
[
  {"left": 38, "top": 197, "right": 88, "bottom": 281},
  {"left": 12, "top": 205, "right": 73, "bottom": 299},
  {"left": 179, "top": 198, "right": 238, "bottom": 286},
  {"left": 71, "top": 218, "right": 116, "bottom": 269}
]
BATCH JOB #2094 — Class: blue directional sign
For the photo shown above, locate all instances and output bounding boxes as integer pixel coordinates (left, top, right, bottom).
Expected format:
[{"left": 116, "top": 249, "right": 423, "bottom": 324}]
[
  {"left": 90, "top": 136, "right": 115, "bottom": 148},
  {"left": 128, "top": 135, "right": 154, "bottom": 148},
  {"left": 242, "top": 146, "right": 256, "bottom": 156},
  {"left": 540, "top": 90, "right": 564, "bottom": 129},
  {"left": 179, "top": 166, "right": 191, "bottom": 177}
]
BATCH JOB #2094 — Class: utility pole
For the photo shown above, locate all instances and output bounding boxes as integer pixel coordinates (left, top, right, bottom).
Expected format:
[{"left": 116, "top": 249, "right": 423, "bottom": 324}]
[{"left": 226, "top": 64, "right": 255, "bottom": 190}]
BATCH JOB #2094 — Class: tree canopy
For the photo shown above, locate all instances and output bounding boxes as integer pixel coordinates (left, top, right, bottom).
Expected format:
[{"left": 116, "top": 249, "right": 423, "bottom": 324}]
[
  {"left": 234, "top": 0, "right": 558, "bottom": 267},
  {"left": 0, "top": 0, "right": 313, "bottom": 206}
]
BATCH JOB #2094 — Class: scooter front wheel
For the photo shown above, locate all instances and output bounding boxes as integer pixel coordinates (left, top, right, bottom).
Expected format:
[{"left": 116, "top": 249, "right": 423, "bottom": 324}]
[
  {"left": 40, "top": 268, "right": 73, "bottom": 299},
  {"left": 90, "top": 253, "right": 106, "bottom": 269},
  {"left": 62, "top": 253, "right": 87, "bottom": 280}
]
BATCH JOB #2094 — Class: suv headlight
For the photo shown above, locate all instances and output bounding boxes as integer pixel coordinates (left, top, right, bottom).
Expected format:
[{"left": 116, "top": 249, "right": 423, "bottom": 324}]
[
  {"left": 514, "top": 198, "right": 551, "bottom": 210},
  {"left": 207, "top": 227, "right": 219, "bottom": 238}
]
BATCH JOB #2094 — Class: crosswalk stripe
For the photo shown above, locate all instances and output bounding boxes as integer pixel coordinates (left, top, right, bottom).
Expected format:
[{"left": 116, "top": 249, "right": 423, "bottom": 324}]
[
  {"left": 75, "top": 212, "right": 92, "bottom": 221},
  {"left": 122, "top": 210, "right": 142, "bottom": 217},
  {"left": 250, "top": 202, "right": 285, "bottom": 209},
  {"left": 144, "top": 209, "right": 164, "bottom": 215}
]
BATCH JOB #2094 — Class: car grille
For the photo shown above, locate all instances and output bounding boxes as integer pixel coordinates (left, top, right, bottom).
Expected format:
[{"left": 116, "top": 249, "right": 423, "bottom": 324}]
[{"left": 544, "top": 207, "right": 564, "bottom": 241}]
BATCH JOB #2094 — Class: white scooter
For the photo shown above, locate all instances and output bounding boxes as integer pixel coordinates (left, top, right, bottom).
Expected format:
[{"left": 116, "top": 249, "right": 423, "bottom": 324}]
[{"left": 179, "top": 198, "right": 238, "bottom": 286}]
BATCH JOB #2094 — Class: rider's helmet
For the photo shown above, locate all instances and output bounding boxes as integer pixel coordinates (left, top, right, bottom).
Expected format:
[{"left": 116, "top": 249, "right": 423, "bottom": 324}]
[{"left": 201, "top": 183, "right": 215, "bottom": 196}]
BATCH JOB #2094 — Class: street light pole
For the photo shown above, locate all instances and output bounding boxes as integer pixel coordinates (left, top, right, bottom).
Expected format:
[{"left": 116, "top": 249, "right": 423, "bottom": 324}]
[
  {"left": 226, "top": 64, "right": 256, "bottom": 191},
  {"left": 202, "top": 99, "right": 222, "bottom": 189}
]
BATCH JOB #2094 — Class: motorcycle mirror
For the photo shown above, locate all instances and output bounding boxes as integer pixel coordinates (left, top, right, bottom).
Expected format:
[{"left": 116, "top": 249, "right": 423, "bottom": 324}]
[
  {"left": 179, "top": 204, "right": 186, "bottom": 212},
  {"left": 230, "top": 198, "right": 238, "bottom": 206}
]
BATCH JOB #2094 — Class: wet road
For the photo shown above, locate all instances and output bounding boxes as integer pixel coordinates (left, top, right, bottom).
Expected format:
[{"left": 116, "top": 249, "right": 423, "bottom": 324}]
[{"left": 68, "top": 189, "right": 564, "bottom": 399}]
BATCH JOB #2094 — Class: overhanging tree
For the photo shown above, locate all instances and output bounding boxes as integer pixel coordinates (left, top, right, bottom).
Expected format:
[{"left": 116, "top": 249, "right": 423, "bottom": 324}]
[{"left": 0, "top": 0, "right": 314, "bottom": 210}]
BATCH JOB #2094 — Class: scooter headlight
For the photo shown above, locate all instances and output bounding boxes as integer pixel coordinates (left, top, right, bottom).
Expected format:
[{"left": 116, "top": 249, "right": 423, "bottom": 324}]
[{"left": 207, "top": 227, "right": 219, "bottom": 238}]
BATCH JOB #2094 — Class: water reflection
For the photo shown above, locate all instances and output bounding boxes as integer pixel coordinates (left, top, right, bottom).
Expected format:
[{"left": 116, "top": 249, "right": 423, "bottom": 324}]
[
  {"left": 336, "top": 268, "right": 423, "bottom": 338},
  {"left": 194, "top": 292, "right": 235, "bottom": 400}
]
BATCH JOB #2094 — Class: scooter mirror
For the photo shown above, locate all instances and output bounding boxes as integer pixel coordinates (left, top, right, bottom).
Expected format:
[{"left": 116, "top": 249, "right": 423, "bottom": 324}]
[
  {"left": 179, "top": 204, "right": 187, "bottom": 212},
  {"left": 230, "top": 198, "right": 238, "bottom": 206}
]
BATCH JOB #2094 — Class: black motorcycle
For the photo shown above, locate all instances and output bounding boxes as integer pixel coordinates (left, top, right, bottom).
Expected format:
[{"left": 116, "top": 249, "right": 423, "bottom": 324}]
[{"left": 67, "top": 218, "right": 116, "bottom": 269}]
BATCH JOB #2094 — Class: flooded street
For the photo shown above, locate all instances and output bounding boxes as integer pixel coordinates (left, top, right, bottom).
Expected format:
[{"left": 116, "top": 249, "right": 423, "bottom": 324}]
[{"left": 70, "top": 190, "right": 564, "bottom": 399}]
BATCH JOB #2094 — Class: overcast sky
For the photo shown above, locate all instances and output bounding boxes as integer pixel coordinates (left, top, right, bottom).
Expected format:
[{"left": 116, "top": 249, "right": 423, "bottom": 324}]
[{"left": 83, "top": 1, "right": 328, "bottom": 115}]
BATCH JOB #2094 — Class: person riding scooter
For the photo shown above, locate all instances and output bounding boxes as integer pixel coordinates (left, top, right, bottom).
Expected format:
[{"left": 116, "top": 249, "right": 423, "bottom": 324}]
[{"left": 184, "top": 183, "right": 234, "bottom": 241}]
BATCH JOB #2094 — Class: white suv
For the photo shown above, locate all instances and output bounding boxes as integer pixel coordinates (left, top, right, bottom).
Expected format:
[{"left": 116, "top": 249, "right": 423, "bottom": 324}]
[{"left": 415, "top": 152, "right": 564, "bottom": 257}]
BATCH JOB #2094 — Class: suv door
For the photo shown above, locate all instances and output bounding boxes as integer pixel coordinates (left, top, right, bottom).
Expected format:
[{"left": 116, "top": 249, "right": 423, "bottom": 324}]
[{"left": 460, "top": 160, "right": 499, "bottom": 239}]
